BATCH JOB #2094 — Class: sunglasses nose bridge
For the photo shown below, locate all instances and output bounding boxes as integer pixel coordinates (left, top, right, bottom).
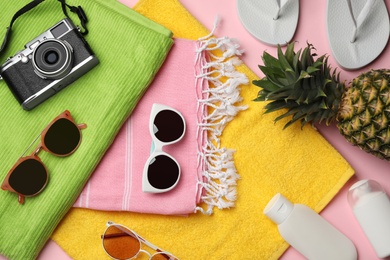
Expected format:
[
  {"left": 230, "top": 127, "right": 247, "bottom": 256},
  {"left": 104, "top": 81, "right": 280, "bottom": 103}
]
[
  {"left": 138, "top": 249, "right": 152, "bottom": 258},
  {"left": 151, "top": 134, "right": 183, "bottom": 152},
  {"left": 150, "top": 137, "right": 165, "bottom": 155},
  {"left": 33, "top": 145, "right": 43, "bottom": 156}
]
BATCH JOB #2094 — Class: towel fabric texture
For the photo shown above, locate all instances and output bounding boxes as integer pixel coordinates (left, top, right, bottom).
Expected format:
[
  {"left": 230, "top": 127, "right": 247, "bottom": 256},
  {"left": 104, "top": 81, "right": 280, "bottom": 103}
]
[
  {"left": 0, "top": 0, "right": 172, "bottom": 259},
  {"left": 74, "top": 36, "right": 247, "bottom": 215},
  {"left": 51, "top": 0, "right": 355, "bottom": 259}
]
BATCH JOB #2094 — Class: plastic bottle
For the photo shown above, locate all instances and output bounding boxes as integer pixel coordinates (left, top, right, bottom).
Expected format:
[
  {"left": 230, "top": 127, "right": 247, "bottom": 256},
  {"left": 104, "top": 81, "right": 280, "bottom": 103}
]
[
  {"left": 348, "top": 179, "right": 390, "bottom": 258},
  {"left": 264, "top": 193, "right": 357, "bottom": 260}
]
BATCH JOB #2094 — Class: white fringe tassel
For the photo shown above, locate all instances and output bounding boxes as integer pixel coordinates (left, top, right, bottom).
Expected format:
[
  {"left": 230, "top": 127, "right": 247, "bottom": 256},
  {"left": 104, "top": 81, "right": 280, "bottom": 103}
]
[{"left": 194, "top": 18, "right": 249, "bottom": 215}]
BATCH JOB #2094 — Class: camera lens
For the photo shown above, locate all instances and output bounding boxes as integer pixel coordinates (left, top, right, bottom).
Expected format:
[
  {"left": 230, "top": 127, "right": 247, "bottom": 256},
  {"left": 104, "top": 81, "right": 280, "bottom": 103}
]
[
  {"left": 44, "top": 51, "right": 59, "bottom": 65},
  {"left": 32, "top": 39, "right": 73, "bottom": 80}
]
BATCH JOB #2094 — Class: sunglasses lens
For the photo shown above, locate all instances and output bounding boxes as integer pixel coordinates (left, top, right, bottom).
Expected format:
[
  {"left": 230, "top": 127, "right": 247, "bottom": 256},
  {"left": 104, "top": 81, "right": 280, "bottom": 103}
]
[
  {"left": 147, "top": 155, "right": 179, "bottom": 190},
  {"left": 9, "top": 158, "right": 47, "bottom": 196},
  {"left": 44, "top": 118, "right": 80, "bottom": 155},
  {"left": 153, "top": 110, "right": 184, "bottom": 143},
  {"left": 151, "top": 253, "right": 178, "bottom": 260},
  {"left": 103, "top": 225, "right": 141, "bottom": 260}
]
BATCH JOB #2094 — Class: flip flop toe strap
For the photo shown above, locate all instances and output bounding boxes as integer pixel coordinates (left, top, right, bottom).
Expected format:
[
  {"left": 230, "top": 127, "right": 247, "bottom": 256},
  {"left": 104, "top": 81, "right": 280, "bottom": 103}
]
[
  {"left": 274, "top": 0, "right": 290, "bottom": 20},
  {"left": 347, "top": 0, "right": 377, "bottom": 42}
]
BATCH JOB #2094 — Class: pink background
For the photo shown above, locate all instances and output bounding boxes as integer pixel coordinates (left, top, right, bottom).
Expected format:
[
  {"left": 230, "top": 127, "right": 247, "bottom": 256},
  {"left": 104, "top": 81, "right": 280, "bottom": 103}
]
[{"left": 1, "top": 0, "right": 390, "bottom": 259}]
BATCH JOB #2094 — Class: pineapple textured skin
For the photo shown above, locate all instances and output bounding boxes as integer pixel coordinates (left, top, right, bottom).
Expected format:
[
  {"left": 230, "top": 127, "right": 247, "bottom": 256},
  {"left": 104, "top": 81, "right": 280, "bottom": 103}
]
[{"left": 337, "top": 69, "right": 390, "bottom": 160}]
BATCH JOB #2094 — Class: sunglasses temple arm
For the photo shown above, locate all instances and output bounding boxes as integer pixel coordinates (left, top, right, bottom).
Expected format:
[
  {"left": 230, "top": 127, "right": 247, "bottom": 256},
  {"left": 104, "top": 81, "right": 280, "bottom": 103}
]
[
  {"left": 18, "top": 194, "right": 25, "bottom": 204},
  {"left": 78, "top": 123, "right": 87, "bottom": 129}
]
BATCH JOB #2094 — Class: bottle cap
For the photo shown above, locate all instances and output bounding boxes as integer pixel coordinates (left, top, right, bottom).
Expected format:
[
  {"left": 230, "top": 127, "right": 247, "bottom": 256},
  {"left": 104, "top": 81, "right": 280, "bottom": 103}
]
[
  {"left": 348, "top": 179, "right": 384, "bottom": 208},
  {"left": 264, "top": 193, "right": 294, "bottom": 225}
]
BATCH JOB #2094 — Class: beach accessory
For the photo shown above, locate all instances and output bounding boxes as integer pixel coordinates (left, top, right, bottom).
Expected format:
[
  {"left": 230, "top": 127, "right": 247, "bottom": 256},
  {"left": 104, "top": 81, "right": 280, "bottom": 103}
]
[
  {"left": 326, "top": 0, "right": 389, "bottom": 69},
  {"left": 0, "top": 0, "right": 173, "bottom": 258},
  {"left": 142, "top": 103, "right": 185, "bottom": 193},
  {"left": 348, "top": 179, "right": 390, "bottom": 258},
  {"left": 1, "top": 110, "right": 86, "bottom": 204},
  {"left": 52, "top": 1, "right": 354, "bottom": 260},
  {"left": 102, "top": 221, "right": 178, "bottom": 260},
  {"left": 236, "top": 0, "right": 299, "bottom": 46},
  {"left": 264, "top": 193, "right": 357, "bottom": 260}
]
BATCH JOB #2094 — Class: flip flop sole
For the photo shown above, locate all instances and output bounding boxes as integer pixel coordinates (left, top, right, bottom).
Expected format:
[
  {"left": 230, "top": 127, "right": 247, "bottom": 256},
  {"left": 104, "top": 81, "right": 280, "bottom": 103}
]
[
  {"left": 236, "top": 0, "right": 299, "bottom": 46},
  {"left": 327, "top": 0, "right": 389, "bottom": 70}
]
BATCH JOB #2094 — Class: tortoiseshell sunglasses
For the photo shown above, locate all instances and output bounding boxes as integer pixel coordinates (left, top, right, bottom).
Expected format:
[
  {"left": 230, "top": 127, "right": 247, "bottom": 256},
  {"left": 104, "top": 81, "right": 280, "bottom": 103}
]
[{"left": 1, "top": 110, "right": 86, "bottom": 204}]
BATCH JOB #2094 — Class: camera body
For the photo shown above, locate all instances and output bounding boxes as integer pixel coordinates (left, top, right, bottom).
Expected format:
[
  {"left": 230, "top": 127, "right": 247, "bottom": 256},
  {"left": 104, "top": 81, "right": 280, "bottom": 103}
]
[{"left": 0, "top": 18, "right": 99, "bottom": 110}]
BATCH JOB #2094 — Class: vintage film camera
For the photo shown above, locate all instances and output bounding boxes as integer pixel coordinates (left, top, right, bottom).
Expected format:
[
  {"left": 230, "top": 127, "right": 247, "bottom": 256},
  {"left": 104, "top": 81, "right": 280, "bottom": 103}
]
[{"left": 0, "top": 18, "right": 99, "bottom": 110}]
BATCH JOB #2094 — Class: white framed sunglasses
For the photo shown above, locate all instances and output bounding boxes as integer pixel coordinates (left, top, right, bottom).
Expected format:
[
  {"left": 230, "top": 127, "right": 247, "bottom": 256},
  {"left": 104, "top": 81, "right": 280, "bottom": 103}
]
[
  {"left": 142, "top": 103, "right": 186, "bottom": 193},
  {"left": 142, "top": 104, "right": 186, "bottom": 193},
  {"left": 101, "top": 221, "right": 179, "bottom": 260}
]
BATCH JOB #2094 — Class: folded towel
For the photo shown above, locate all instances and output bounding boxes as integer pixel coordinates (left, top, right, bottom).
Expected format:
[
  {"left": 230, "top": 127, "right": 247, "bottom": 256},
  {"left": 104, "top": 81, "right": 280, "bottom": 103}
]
[
  {"left": 51, "top": 0, "right": 354, "bottom": 259},
  {"left": 0, "top": 0, "right": 172, "bottom": 259},
  {"left": 74, "top": 36, "right": 247, "bottom": 215}
]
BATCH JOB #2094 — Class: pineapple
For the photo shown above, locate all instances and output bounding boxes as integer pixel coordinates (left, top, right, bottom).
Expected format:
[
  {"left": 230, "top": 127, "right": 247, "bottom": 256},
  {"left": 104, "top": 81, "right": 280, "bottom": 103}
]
[{"left": 253, "top": 42, "right": 390, "bottom": 160}]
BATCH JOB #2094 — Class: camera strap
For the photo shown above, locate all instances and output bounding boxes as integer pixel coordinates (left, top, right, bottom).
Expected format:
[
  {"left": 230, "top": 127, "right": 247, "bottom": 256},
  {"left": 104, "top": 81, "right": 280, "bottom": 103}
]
[
  {"left": 0, "top": 0, "right": 88, "bottom": 56},
  {"left": 57, "top": 0, "right": 88, "bottom": 35}
]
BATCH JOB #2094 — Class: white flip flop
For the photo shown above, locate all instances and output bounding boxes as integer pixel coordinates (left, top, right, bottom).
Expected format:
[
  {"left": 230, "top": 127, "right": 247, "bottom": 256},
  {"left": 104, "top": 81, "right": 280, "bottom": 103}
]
[
  {"left": 236, "top": 0, "right": 299, "bottom": 46},
  {"left": 327, "top": 0, "right": 389, "bottom": 70}
]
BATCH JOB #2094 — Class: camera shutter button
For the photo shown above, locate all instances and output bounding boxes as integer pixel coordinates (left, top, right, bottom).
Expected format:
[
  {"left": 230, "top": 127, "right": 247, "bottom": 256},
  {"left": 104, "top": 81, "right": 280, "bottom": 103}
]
[{"left": 21, "top": 55, "right": 29, "bottom": 64}]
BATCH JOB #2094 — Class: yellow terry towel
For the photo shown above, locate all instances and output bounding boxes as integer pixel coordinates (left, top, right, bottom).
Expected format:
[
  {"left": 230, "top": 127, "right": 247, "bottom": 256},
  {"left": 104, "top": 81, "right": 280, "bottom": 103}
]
[{"left": 52, "top": 0, "right": 354, "bottom": 259}]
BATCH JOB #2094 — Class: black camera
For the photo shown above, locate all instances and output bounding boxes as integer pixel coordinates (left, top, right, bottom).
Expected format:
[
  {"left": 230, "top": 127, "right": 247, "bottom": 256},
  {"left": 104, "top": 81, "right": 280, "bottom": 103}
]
[{"left": 0, "top": 18, "right": 99, "bottom": 110}]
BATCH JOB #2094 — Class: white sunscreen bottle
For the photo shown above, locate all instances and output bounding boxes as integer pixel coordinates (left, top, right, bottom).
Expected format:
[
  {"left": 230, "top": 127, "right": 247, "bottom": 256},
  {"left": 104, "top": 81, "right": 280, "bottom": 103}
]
[
  {"left": 264, "top": 193, "right": 357, "bottom": 260},
  {"left": 348, "top": 179, "right": 390, "bottom": 258}
]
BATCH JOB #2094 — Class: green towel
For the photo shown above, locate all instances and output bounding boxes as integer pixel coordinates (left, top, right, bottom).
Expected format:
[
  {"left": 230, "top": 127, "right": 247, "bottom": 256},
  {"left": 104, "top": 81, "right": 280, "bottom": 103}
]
[{"left": 0, "top": 0, "right": 173, "bottom": 259}]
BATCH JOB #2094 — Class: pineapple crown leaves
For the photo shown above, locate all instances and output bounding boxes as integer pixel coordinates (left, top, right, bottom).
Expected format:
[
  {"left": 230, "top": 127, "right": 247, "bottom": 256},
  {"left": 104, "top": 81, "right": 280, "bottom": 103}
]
[{"left": 253, "top": 42, "right": 345, "bottom": 129}]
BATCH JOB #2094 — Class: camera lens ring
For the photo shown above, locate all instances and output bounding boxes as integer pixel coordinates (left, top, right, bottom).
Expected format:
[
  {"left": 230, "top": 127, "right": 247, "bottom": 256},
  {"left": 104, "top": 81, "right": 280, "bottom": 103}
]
[{"left": 32, "top": 39, "right": 74, "bottom": 80}]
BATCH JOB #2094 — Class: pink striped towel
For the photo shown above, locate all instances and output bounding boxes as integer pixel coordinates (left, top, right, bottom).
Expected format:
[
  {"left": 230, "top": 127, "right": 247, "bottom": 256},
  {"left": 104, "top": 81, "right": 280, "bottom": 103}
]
[{"left": 74, "top": 35, "right": 248, "bottom": 215}]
